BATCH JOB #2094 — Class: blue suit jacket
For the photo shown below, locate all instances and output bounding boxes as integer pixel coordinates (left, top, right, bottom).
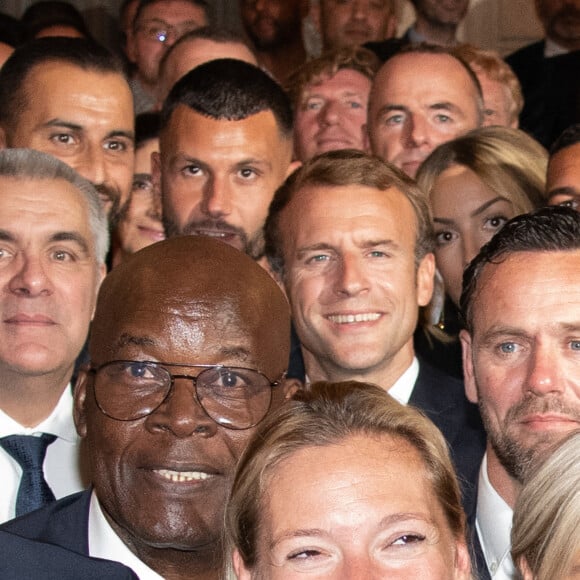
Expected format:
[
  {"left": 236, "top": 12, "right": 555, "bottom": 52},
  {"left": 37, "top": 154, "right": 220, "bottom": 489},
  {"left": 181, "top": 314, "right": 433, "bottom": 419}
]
[
  {"left": 409, "top": 360, "right": 485, "bottom": 510},
  {"left": 1, "top": 490, "right": 92, "bottom": 554},
  {"left": 0, "top": 526, "right": 136, "bottom": 579}
]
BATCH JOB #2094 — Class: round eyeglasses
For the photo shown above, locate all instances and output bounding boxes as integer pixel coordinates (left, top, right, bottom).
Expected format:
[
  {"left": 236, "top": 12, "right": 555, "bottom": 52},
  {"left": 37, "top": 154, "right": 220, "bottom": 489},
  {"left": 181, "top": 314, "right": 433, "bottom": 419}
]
[{"left": 88, "top": 361, "right": 283, "bottom": 430}]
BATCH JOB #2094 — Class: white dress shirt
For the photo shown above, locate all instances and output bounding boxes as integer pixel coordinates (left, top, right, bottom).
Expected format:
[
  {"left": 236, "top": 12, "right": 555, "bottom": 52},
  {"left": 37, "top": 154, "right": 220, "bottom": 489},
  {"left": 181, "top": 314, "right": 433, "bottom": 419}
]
[
  {"left": 544, "top": 37, "right": 571, "bottom": 58},
  {"left": 388, "top": 357, "right": 419, "bottom": 406},
  {"left": 88, "top": 493, "right": 163, "bottom": 580},
  {"left": 475, "top": 453, "right": 517, "bottom": 579},
  {"left": 0, "top": 387, "right": 86, "bottom": 523}
]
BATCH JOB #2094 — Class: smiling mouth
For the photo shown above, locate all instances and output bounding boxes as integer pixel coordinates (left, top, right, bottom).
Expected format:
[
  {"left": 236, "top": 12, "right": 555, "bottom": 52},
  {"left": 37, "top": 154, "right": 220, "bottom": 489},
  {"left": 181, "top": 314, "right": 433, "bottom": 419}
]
[
  {"left": 327, "top": 313, "right": 381, "bottom": 324},
  {"left": 153, "top": 469, "right": 213, "bottom": 483}
]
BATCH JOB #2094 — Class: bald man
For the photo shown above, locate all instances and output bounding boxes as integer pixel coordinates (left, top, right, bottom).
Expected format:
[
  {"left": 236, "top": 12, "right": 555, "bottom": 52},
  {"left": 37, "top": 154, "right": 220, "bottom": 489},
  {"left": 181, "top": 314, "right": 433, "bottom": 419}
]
[{"left": 2, "top": 236, "right": 297, "bottom": 579}]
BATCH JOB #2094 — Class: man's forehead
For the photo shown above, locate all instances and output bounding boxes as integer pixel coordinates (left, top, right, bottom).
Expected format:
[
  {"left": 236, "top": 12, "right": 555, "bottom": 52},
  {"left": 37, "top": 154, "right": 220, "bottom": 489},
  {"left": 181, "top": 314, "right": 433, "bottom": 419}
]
[
  {"left": 161, "top": 107, "right": 289, "bottom": 157},
  {"left": 139, "top": 0, "right": 207, "bottom": 21}
]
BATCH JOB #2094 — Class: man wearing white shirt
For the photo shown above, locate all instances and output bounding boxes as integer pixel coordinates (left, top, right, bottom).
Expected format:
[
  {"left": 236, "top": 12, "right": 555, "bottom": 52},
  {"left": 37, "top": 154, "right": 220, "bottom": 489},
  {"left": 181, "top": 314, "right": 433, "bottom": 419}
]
[
  {"left": 460, "top": 206, "right": 580, "bottom": 579},
  {"left": 0, "top": 148, "right": 107, "bottom": 523},
  {"left": 2, "top": 235, "right": 295, "bottom": 580},
  {"left": 264, "top": 149, "right": 485, "bottom": 492}
]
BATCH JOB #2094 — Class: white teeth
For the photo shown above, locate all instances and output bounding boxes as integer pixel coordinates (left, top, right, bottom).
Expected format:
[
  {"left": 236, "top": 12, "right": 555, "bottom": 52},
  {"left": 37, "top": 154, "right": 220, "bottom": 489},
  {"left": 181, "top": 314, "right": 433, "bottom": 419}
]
[
  {"left": 197, "top": 231, "right": 227, "bottom": 238},
  {"left": 154, "top": 469, "right": 211, "bottom": 482},
  {"left": 328, "top": 313, "right": 381, "bottom": 324}
]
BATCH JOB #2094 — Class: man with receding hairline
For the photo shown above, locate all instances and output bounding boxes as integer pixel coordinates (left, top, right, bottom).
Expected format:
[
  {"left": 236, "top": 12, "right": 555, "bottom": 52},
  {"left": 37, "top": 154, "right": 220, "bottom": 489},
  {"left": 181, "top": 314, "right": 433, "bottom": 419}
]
[{"left": 368, "top": 44, "right": 483, "bottom": 178}]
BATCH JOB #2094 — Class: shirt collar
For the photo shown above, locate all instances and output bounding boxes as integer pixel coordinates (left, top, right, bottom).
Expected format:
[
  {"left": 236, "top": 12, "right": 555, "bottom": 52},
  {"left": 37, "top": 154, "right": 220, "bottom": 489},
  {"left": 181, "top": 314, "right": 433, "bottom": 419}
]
[
  {"left": 388, "top": 357, "right": 419, "bottom": 405},
  {"left": 476, "top": 453, "right": 517, "bottom": 578},
  {"left": 305, "top": 358, "right": 418, "bottom": 405},
  {"left": 544, "top": 37, "right": 571, "bottom": 57},
  {"left": 88, "top": 492, "right": 164, "bottom": 580},
  {"left": 0, "top": 386, "right": 77, "bottom": 442}
]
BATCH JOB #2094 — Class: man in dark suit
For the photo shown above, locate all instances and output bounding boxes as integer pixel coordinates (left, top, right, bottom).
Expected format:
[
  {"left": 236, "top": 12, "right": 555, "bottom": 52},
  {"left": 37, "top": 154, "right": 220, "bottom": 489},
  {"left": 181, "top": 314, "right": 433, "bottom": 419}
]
[
  {"left": 1, "top": 236, "right": 297, "bottom": 579},
  {"left": 460, "top": 207, "right": 580, "bottom": 579},
  {"left": 0, "top": 530, "right": 137, "bottom": 580},
  {"left": 506, "top": 0, "right": 580, "bottom": 148},
  {"left": 264, "top": 149, "right": 485, "bottom": 496},
  {"left": 0, "top": 149, "right": 108, "bottom": 523}
]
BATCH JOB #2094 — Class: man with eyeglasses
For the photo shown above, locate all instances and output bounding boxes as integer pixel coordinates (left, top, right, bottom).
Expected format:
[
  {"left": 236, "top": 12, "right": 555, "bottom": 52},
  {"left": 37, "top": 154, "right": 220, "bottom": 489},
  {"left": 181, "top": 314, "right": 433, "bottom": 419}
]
[
  {"left": 128, "top": 0, "right": 209, "bottom": 113},
  {"left": 2, "top": 236, "right": 297, "bottom": 579}
]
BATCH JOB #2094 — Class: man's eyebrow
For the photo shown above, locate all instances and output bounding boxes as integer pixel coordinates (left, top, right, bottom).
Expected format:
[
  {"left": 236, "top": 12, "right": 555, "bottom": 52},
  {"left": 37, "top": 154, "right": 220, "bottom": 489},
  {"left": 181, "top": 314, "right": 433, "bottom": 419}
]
[
  {"left": 296, "top": 242, "right": 336, "bottom": 258},
  {"left": 375, "top": 104, "right": 409, "bottom": 118},
  {"left": 0, "top": 229, "right": 16, "bottom": 242},
  {"left": 234, "top": 158, "right": 272, "bottom": 171},
  {"left": 50, "top": 232, "right": 90, "bottom": 254},
  {"left": 428, "top": 101, "right": 462, "bottom": 115},
  {"left": 547, "top": 186, "right": 580, "bottom": 200},
  {"left": 112, "top": 334, "right": 157, "bottom": 350},
  {"left": 42, "top": 118, "right": 83, "bottom": 132},
  {"left": 106, "top": 129, "right": 135, "bottom": 143}
]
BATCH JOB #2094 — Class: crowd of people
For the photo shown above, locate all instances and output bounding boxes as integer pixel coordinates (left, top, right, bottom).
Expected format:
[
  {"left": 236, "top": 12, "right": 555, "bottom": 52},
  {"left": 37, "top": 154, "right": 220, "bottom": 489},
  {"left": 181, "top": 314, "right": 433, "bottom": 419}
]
[{"left": 0, "top": 0, "right": 578, "bottom": 579}]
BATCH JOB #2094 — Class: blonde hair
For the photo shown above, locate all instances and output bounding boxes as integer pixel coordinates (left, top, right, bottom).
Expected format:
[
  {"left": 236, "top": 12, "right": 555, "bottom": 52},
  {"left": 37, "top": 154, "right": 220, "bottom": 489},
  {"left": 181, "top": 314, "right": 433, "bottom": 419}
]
[
  {"left": 454, "top": 44, "right": 523, "bottom": 127},
  {"left": 417, "top": 126, "right": 548, "bottom": 215},
  {"left": 224, "top": 381, "right": 467, "bottom": 575},
  {"left": 511, "top": 430, "right": 580, "bottom": 580},
  {"left": 286, "top": 45, "right": 380, "bottom": 110}
]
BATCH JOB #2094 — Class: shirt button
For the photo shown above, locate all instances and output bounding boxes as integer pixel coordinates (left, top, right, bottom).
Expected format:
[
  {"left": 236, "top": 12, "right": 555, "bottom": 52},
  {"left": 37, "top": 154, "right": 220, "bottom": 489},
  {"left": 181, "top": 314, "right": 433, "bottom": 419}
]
[{"left": 490, "top": 561, "right": 498, "bottom": 573}]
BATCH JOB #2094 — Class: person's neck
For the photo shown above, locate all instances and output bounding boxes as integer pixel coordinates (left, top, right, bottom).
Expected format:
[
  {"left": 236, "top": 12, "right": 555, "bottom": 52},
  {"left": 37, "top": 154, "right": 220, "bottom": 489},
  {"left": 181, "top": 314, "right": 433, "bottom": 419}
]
[
  {"left": 414, "top": 17, "right": 458, "bottom": 46},
  {"left": 303, "top": 344, "right": 414, "bottom": 392},
  {"left": 485, "top": 447, "right": 522, "bottom": 509},
  {"left": 255, "top": 38, "right": 307, "bottom": 85},
  {"left": 134, "top": 72, "right": 157, "bottom": 99},
  {"left": 0, "top": 369, "right": 72, "bottom": 427}
]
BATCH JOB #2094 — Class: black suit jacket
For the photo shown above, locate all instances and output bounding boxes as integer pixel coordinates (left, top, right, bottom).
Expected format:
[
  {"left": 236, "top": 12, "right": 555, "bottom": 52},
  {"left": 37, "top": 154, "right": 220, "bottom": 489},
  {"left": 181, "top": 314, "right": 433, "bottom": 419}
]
[
  {"left": 409, "top": 360, "right": 485, "bottom": 510},
  {"left": 506, "top": 40, "right": 580, "bottom": 148},
  {"left": 0, "top": 526, "right": 136, "bottom": 579}
]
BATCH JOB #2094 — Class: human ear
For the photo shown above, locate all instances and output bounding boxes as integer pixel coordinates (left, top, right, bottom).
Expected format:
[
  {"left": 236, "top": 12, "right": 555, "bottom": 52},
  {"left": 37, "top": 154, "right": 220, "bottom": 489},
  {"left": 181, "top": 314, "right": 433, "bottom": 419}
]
[
  {"left": 416, "top": 252, "right": 435, "bottom": 307},
  {"left": 232, "top": 550, "right": 253, "bottom": 580},
  {"left": 73, "top": 370, "right": 90, "bottom": 438},
  {"left": 460, "top": 329, "right": 478, "bottom": 404}
]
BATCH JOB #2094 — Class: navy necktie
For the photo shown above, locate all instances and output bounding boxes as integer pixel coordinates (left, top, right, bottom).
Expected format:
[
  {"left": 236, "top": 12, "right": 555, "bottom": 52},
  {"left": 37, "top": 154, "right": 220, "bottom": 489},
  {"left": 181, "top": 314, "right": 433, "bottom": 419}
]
[{"left": 0, "top": 434, "right": 57, "bottom": 516}]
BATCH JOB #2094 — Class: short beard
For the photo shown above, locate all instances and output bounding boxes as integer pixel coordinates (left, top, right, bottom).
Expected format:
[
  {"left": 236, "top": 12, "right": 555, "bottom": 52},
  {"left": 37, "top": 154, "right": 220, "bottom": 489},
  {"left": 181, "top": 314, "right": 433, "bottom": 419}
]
[
  {"left": 95, "top": 183, "right": 122, "bottom": 227},
  {"left": 479, "top": 394, "right": 580, "bottom": 484},
  {"left": 163, "top": 214, "right": 265, "bottom": 260}
]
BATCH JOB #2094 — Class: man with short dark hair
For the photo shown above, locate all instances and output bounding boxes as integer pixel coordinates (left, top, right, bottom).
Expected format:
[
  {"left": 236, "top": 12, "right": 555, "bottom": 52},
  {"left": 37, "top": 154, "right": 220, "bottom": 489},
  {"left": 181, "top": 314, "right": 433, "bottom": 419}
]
[
  {"left": 265, "top": 149, "right": 485, "bottom": 496},
  {"left": 404, "top": 0, "right": 470, "bottom": 46},
  {"left": 313, "top": 0, "right": 397, "bottom": 52},
  {"left": 546, "top": 123, "right": 580, "bottom": 210},
  {"left": 0, "top": 148, "right": 108, "bottom": 523},
  {"left": 156, "top": 27, "right": 257, "bottom": 108},
  {"left": 460, "top": 206, "right": 580, "bottom": 580},
  {"left": 155, "top": 58, "right": 298, "bottom": 261},
  {"left": 2, "top": 236, "right": 295, "bottom": 579},
  {"left": 0, "top": 37, "right": 135, "bottom": 224},
  {"left": 287, "top": 45, "right": 380, "bottom": 162},
  {"left": 239, "top": 0, "right": 308, "bottom": 83},
  {"left": 368, "top": 43, "right": 483, "bottom": 178},
  {"left": 128, "top": 0, "right": 209, "bottom": 113}
]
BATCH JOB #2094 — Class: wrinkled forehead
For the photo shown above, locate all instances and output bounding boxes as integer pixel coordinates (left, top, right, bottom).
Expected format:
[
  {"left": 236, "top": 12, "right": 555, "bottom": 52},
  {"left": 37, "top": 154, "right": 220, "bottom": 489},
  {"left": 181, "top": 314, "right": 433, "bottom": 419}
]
[{"left": 91, "top": 251, "right": 290, "bottom": 369}]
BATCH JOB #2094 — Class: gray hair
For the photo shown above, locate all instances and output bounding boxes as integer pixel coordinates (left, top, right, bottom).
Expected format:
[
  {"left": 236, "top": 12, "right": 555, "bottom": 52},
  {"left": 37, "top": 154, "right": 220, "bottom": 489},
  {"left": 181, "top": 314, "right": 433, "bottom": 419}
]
[{"left": 0, "top": 148, "right": 109, "bottom": 263}]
